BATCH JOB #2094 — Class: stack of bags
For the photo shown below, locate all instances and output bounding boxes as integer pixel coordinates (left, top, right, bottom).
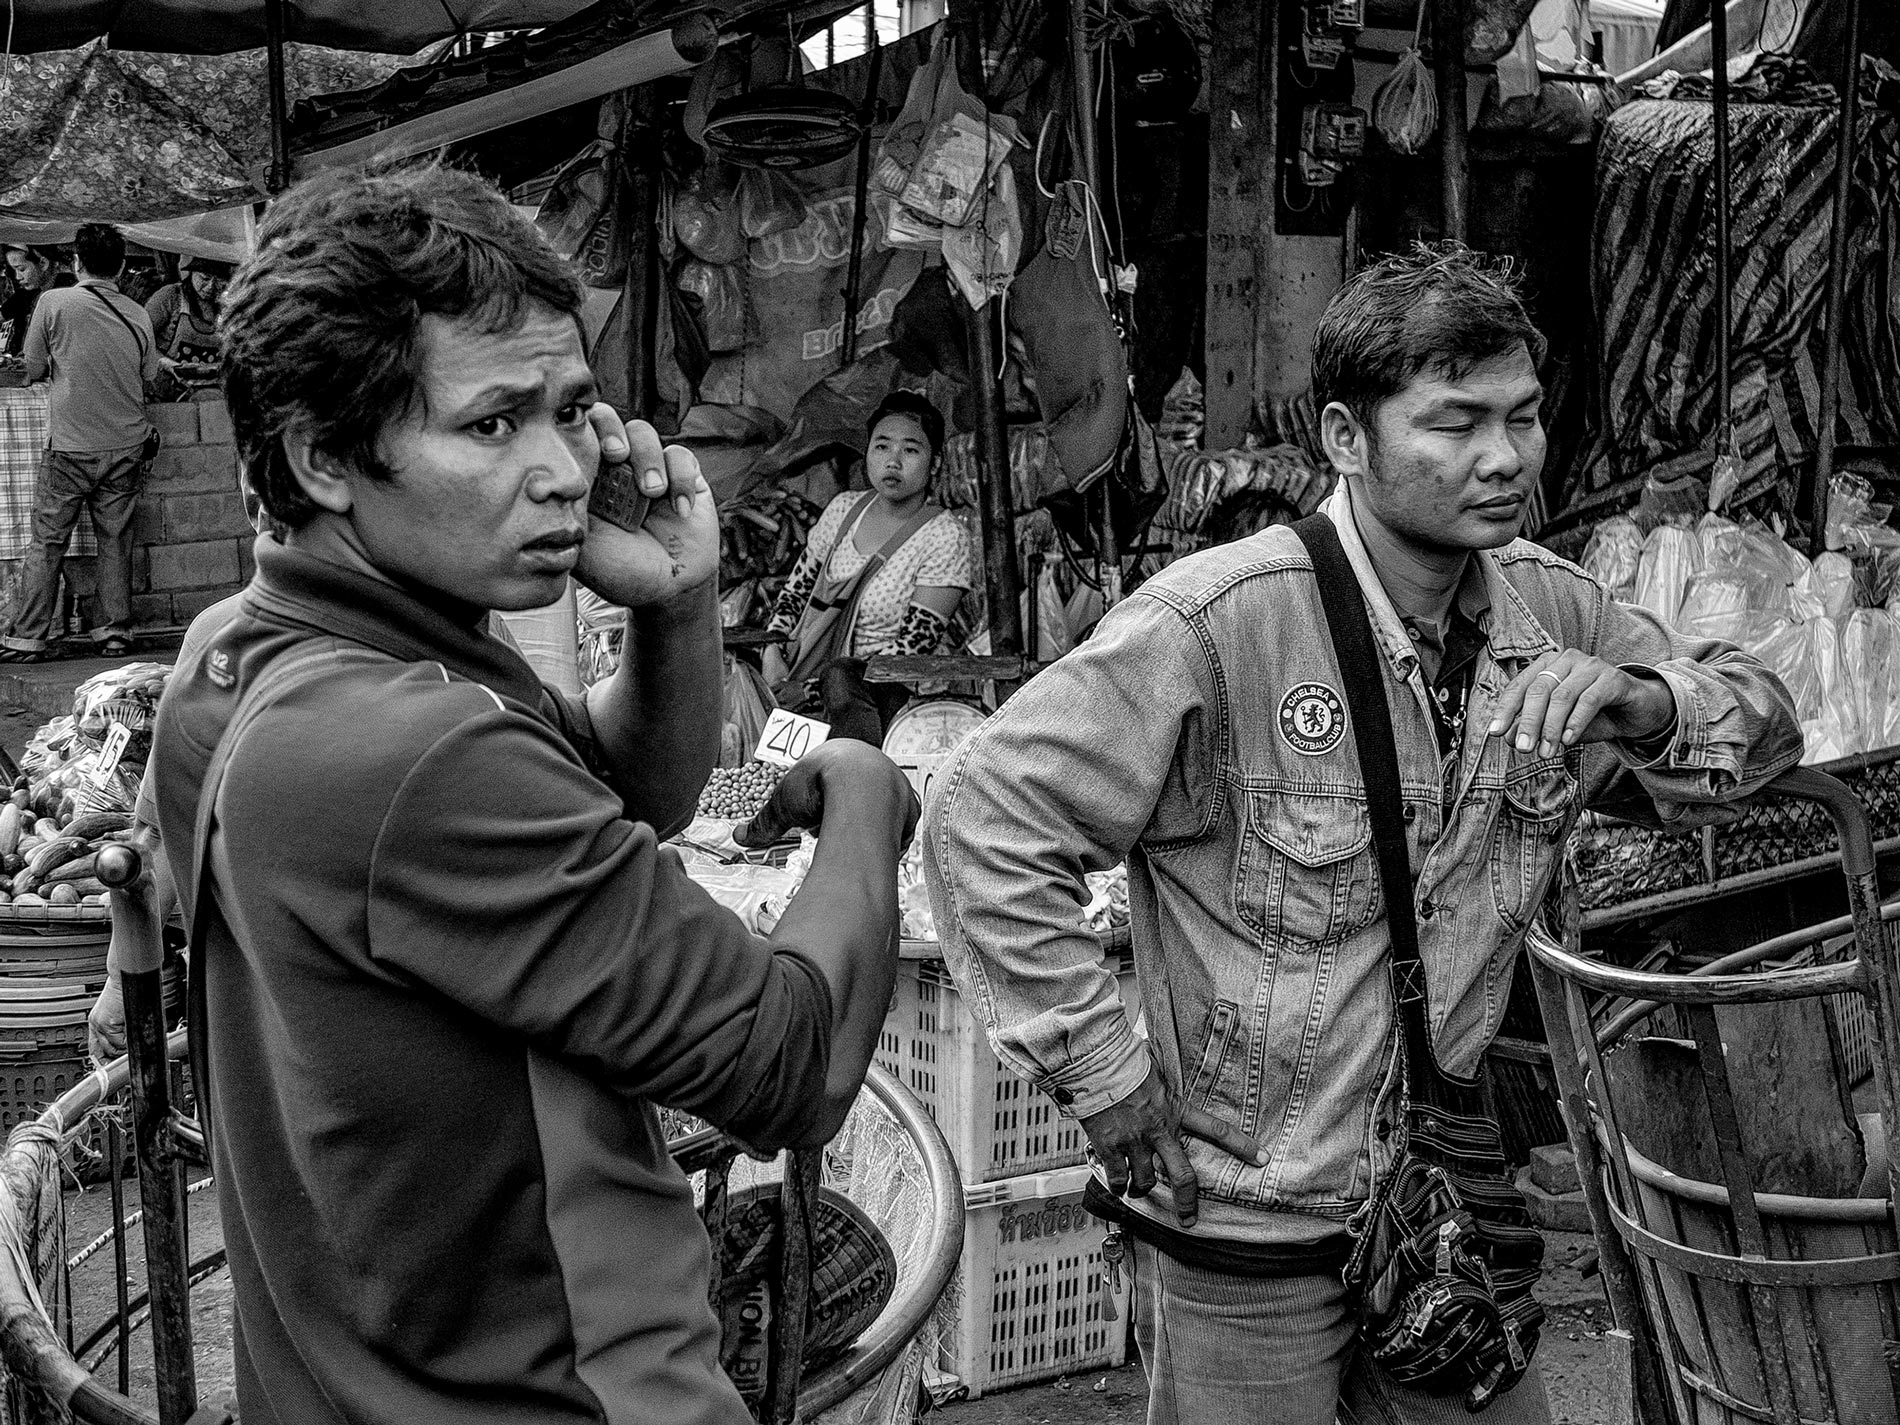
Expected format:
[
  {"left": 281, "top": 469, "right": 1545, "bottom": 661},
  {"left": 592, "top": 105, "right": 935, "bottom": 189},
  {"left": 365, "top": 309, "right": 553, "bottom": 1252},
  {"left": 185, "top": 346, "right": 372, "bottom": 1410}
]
[{"left": 1584, "top": 481, "right": 1900, "bottom": 763}]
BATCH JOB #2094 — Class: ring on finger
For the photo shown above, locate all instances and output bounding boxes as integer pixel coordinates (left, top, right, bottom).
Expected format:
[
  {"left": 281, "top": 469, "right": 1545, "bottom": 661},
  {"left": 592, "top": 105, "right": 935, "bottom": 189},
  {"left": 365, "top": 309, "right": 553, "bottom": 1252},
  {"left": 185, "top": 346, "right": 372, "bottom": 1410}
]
[{"left": 1534, "top": 669, "right": 1565, "bottom": 685}]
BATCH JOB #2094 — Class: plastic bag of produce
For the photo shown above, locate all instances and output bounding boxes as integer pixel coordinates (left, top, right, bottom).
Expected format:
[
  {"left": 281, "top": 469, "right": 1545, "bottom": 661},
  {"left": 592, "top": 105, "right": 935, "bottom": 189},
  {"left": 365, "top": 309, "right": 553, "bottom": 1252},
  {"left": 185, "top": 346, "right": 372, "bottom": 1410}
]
[
  {"left": 1633, "top": 524, "right": 1699, "bottom": 626},
  {"left": 1843, "top": 610, "right": 1900, "bottom": 754},
  {"left": 722, "top": 656, "right": 777, "bottom": 769},
  {"left": 1679, "top": 571, "right": 1755, "bottom": 635},
  {"left": 1747, "top": 619, "right": 1819, "bottom": 722},
  {"left": 1795, "top": 552, "right": 1857, "bottom": 621},
  {"left": 1582, "top": 515, "right": 1643, "bottom": 602}
]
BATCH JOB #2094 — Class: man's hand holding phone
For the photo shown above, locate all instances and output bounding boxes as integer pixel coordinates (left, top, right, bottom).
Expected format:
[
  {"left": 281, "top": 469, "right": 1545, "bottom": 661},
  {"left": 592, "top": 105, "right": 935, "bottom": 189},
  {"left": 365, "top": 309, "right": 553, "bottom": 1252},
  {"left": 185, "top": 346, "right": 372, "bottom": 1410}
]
[{"left": 576, "top": 405, "right": 720, "bottom": 610}]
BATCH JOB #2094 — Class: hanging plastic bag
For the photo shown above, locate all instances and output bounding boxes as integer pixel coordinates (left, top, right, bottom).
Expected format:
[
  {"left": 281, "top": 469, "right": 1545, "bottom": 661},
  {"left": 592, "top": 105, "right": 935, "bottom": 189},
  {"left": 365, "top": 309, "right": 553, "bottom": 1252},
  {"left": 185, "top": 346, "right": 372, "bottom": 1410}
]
[
  {"left": 673, "top": 165, "right": 747, "bottom": 265},
  {"left": 941, "top": 156, "right": 1023, "bottom": 308},
  {"left": 676, "top": 259, "right": 747, "bottom": 353},
  {"left": 1370, "top": 0, "right": 1439, "bottom": 154},
  {"left": 1582, "top": 515, "right": 1643, "bottom": 602},
  {"left": 737, "top": 168, "right": 809, "bottom": 241},
  {"left": 536, "top": 126, "right": 629, "bottom": 289}
]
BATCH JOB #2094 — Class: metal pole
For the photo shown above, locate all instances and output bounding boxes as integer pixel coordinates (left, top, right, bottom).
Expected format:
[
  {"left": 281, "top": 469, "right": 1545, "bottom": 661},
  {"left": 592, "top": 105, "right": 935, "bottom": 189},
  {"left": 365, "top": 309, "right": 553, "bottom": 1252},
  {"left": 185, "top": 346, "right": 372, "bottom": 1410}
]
[
  {"left": 1067, "top": 0, "right": 1100, "bottom": 208},
  {"left": 1709, "top": 0, "right": 1735, "bottom": 486},
  {"left": 99, "top": 844, "right": 198, "bottom": 1425},
  {"left": 264, "top": 0, "right": 292, "bottom": 194},
  {"left": 966, "top": 297, "right": 1025, "bottom": 664},
  {"left": 839, "top": 38, "right": 886, "bottom": 369},
  {"left": 1433, "top": 0, "right": 1469, "bottom": 240},
  {"left": 1812, "top": 0, "right": 1864, "bottom": 540}
]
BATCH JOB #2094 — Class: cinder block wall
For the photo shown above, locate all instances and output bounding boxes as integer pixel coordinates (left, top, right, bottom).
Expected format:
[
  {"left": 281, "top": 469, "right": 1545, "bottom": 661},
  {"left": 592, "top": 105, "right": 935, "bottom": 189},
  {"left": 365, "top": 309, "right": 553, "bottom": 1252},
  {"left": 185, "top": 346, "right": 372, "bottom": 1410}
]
[{"left": 133, "top": 398, "right": 253, "bottom": 631}]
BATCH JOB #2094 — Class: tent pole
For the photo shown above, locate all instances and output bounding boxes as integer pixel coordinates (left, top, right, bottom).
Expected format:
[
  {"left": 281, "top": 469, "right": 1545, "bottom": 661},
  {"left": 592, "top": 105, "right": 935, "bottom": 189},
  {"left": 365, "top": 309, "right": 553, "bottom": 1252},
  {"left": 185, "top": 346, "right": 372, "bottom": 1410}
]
[
  {"left": 840, "top": 35, "right": 885, "bottom": 369},
  {"left": 264, "top": 0, "right": 291, "bottom": 193},
  {"left": 1709, "top": 0, "right": 1734, "bottom": 494},
  {"left": 1812, "top": 0, "right": 1864, "bottom": 538},
  {"left": 1433, "top": 0, "right": 1468, "bottom": 240}
]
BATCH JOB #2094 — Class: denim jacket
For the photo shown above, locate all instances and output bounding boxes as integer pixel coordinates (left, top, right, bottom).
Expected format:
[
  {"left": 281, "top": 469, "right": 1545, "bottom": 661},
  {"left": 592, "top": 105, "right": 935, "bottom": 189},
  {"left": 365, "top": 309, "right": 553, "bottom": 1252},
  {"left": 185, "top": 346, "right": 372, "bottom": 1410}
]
[{"left": 922, "top": 483, "right": 1802, "bottom": 1230}]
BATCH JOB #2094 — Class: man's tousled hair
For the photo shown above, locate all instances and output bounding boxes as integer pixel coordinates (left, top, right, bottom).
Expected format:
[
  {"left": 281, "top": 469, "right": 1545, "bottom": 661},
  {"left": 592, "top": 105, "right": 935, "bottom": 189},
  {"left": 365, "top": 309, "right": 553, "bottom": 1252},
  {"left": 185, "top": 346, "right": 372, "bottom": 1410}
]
[
  {"left": 1311, "top": 243, "right": 1546, "bottom": 433},
  {"left": 220, "top": 163, "right": 586, "bottom": 528}
]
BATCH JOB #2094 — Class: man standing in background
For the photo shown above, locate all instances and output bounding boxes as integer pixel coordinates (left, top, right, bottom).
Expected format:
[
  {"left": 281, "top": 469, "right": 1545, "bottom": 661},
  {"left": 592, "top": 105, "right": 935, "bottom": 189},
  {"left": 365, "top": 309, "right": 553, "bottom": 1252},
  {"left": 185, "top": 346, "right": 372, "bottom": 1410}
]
[{"left": 1, "top": 222, "right": 158, "bottom": 662}]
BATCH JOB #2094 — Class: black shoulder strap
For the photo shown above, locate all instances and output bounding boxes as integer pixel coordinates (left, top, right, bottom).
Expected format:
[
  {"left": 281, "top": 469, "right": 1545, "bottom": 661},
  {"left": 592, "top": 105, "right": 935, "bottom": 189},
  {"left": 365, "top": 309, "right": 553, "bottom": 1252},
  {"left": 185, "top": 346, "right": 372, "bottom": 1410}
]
[
  {"left": 184, "top": 642, "right": 394, "bottom": 1157},
  {"left": 86, "top": 285, "right": 148, "bottom": 362},
  {"left": 1289, "top": 513, "right": 1433, "bottom": 1074}
]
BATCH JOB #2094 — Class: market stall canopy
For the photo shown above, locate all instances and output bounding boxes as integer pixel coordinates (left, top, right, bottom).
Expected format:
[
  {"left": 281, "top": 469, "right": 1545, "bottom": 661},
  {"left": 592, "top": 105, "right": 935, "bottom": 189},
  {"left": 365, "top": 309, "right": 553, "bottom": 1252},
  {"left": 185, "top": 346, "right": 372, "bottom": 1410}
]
[
  {"left": 2, "top": 0, "right": 599, "bottom": 56},
  {"left": 0, "top": 42, "right": 403, "bottom": 222},
  {"left": 0, "top": 210, "right": 252, "bottom": 264}
]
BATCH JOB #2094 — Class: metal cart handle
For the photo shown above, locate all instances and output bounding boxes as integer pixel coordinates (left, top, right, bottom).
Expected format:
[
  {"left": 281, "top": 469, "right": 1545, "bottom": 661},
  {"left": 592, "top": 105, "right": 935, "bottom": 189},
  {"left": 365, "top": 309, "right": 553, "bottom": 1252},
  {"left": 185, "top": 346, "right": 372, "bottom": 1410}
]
[{"left": 1759, "top": 765, "right": 1878, "bottom": 880}]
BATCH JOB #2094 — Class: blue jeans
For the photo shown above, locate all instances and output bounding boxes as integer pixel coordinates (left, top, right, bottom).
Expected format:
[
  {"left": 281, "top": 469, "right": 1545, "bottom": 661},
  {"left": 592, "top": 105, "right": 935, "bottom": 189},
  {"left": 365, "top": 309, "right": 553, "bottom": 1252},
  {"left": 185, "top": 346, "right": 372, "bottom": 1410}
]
[
  {"left": 1131, "top": 1240, "right": 1553, "bottom": 1425},
  {"left": 2, "top": 444, "right": 144, "bottom": 650}
]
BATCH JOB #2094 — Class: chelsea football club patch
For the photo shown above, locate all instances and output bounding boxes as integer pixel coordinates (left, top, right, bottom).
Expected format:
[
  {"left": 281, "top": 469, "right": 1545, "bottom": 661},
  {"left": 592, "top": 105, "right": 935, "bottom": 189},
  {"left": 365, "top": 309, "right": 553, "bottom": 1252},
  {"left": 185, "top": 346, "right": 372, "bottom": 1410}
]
[{"left": 1278, "top": 682, "right": 1347, "bottom": 757}]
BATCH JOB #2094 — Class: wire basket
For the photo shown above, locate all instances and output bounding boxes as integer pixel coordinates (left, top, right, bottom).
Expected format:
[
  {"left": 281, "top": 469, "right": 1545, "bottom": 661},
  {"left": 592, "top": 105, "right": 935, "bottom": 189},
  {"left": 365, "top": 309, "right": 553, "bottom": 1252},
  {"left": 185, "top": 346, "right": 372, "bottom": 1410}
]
[{"left": 1577, "top": 744, "right": 1900, "bottom": 924}]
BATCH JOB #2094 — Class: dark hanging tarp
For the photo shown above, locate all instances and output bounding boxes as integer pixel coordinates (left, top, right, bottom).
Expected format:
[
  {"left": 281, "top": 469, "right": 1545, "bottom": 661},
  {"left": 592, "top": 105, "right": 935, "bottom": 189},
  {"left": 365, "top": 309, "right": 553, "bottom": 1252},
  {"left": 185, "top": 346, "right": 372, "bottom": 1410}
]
[{"left": 1571, "top": 60, "right": 1900, "bottom": 519}]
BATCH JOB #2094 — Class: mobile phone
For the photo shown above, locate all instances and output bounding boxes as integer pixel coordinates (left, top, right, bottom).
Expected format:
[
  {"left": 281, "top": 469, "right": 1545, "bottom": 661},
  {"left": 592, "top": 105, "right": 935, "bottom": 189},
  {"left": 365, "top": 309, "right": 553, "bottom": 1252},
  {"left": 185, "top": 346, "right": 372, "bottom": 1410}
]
[{"left": 589, "top": 458, "right": 653, "bottom": 534}]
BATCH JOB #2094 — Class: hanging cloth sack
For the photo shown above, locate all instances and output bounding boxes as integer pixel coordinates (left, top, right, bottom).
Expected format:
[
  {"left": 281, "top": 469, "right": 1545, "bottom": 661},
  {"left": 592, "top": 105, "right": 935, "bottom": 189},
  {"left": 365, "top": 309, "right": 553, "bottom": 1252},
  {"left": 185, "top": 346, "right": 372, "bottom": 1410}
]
[
  {"left": 780, "top": 493, "right": 938, "bottom": 688},
  {"left": 1371, "top": 0, "right": 1439, "bottom": 155}
]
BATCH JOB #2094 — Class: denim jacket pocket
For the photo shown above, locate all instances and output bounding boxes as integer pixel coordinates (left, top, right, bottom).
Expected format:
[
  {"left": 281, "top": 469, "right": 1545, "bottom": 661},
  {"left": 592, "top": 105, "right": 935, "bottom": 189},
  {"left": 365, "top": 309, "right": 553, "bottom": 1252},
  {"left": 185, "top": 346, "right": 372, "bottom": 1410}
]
[
  {"left": 1489, "top": 761, "right": 1577, "bottom": 932},
  {"left": 1185, "top": 999, "right": 1241, "bottom": 1110},
  {"left": 1238, "top": 791, "right": 1378, "bottom": 946}
]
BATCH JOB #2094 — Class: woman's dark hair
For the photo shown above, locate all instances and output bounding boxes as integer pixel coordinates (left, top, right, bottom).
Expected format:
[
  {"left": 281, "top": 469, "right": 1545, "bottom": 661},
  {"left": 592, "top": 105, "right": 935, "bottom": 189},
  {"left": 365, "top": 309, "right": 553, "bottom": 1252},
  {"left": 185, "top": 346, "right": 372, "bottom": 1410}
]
[
  {"left": 1311, "top": 243, "right": 1546, "bottom": 435},
  {"left": 220, "top": 163, "right": 586, "bottom": 528},
  {"left": 73, "top": 225, "right": 126, "bottom": 279},
  {"left": 867, "top": 389, "right": 945, "bottom": 461}
]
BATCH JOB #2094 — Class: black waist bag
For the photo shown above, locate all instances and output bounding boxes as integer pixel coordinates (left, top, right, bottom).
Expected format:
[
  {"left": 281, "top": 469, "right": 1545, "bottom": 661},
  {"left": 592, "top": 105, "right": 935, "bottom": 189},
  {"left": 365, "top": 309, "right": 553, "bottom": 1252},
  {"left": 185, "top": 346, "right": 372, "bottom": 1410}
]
[
  {"left": 1293, "top": 514, "right": 1545, "bottom": 1412},
  {"left": 1081, "top": 1175, "right": 1352, "bottom": 1277}
]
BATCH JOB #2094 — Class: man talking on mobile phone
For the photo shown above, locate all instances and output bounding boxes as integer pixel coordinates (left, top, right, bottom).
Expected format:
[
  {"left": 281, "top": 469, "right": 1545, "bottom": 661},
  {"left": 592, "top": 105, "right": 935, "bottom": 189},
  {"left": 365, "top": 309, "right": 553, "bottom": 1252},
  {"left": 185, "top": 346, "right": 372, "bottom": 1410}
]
[{"left": 142, "top": 163, "right": 916, "bottom": 1425}]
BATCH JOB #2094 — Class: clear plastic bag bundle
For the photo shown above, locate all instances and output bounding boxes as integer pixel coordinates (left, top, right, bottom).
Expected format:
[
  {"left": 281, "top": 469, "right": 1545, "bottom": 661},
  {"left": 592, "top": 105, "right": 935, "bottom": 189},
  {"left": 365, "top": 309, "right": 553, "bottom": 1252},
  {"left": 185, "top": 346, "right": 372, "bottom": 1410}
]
[
  {"left": 1582, "top": 515, "right": 1644, "bottom": 602},
  {"left": 1634, "top": 524, "right": 1700, "bottom": 626},
  {"left": 1746, "top": 619, "right": 1819, "bottom": 723},
  {"left": 1796, "top": 552, "right": 1857, "bottom": 621},
  {"left": 1803, "top": 617, "right": 1854, "bottom": 763},
  {"left": 1843, "top": 610, "right": 1900, "bottom": 753}
]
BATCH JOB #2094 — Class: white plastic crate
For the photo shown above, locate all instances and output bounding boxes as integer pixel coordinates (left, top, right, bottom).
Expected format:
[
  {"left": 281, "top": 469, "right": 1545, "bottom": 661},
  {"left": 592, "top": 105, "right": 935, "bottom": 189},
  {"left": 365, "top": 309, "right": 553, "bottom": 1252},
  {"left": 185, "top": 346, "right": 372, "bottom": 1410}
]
[
  {"left": 939, "top": 1165, "right": 1131, "bottom": 1398},
  {"left": 874, "top": 956, "right": 1137, "bottom": 1183}
]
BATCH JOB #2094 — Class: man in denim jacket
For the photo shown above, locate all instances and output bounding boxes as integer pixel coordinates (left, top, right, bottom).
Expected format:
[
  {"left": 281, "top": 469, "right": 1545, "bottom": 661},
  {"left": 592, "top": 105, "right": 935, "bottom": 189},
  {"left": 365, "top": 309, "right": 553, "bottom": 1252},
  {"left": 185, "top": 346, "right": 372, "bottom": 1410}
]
[{"left": 921, "top": 247, "right": 1801, "bottom": 1424}]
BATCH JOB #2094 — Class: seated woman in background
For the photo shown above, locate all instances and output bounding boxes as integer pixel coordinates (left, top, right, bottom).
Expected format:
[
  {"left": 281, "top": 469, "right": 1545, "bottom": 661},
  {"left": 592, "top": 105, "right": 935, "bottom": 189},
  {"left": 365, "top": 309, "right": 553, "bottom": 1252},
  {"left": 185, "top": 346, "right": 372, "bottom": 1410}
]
[{"left": 765, "top": 390, "right": 975, "bottom": 745}]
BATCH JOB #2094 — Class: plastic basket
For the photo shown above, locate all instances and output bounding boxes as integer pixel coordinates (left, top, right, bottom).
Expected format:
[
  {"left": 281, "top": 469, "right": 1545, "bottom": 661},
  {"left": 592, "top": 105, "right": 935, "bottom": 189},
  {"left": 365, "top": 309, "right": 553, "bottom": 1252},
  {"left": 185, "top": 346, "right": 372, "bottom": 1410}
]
[
  {"left": 0, "top": 1026, "right": 88, "bottom": 1136},
  {"left": 874, "top": 955, "right": 1138, "bottom": 1184},
  {"left": 938, "top": 1165, "right": 1130, "bottom": 1398}
]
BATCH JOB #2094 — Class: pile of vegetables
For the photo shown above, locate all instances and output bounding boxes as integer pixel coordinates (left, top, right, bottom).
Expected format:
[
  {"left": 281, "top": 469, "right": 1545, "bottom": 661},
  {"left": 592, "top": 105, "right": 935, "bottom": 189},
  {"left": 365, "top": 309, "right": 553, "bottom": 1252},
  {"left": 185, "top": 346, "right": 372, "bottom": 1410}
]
[
  {"left": 696, "top": 761, "right": 784, "bottom": 821},
  {"left": 0, "top": 662, "right": 170, "bottom": 911},
  {"left": 0, "top": 803, "right": 133, "bottom": 907},
  {"left": 718, "top": 487, "right": 823, "bottom": 629}
]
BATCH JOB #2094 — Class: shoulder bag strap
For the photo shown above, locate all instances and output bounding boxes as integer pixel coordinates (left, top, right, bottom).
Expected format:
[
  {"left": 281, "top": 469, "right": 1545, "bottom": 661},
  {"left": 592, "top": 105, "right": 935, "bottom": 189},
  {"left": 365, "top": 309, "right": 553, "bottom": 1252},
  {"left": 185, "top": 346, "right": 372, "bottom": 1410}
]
[
  {"left": 85, "top": 286, "right": 149, "bottom": 363},
  {"left": 1289, "top": 514, "right": 1434, "bottom": 1080},
  {"left": 184, "top": 642, "right": 394, "bottom": 1155}
]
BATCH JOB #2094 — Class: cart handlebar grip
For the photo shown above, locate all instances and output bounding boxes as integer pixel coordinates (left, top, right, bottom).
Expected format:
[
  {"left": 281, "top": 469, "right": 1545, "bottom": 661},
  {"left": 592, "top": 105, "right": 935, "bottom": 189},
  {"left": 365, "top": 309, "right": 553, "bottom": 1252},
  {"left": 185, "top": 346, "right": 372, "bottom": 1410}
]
[
  {"left": 1763, "top": 766, "right": 1876, "bottom": 879},
  {"left": 94, "top": 842, "right": 144, "bottom": 890}
]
